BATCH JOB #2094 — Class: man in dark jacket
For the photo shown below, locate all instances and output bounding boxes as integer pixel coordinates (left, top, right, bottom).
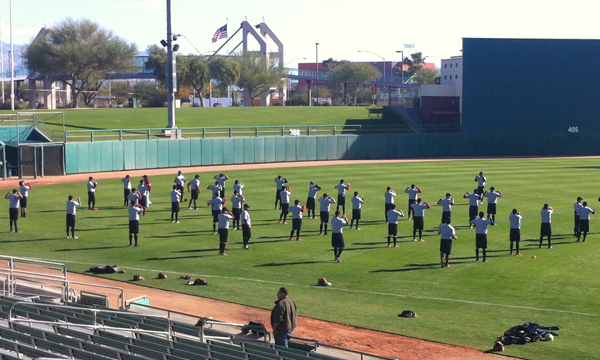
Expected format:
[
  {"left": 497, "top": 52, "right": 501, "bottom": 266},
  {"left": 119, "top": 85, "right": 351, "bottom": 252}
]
[{"left": 270, "top": 287, "right": 298, "bottom": 347}]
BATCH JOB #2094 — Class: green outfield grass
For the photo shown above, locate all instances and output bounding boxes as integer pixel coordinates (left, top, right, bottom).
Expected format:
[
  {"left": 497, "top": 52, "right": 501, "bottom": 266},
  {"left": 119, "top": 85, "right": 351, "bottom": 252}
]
[{"left": 2, "top": 158, "right": 599, "bottom": 359}]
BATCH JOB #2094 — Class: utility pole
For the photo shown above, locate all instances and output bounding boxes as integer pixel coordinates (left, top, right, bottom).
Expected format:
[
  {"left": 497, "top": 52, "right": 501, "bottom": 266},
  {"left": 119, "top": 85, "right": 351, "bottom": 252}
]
[{"left": 166, "top": 0, "right": 176, "bottom": 128}]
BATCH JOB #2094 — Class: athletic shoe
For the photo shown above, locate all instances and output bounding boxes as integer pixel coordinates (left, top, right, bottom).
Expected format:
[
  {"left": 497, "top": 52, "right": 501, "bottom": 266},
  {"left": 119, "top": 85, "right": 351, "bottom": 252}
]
[
  {"left": 297, "top": 238, "right": 303, "bottom": 241},
  {"left": 482, "top": 259, "right": 488, "bottom": 262},
  {"left": 575, "top": 239, "right": 581, "bottom": 242},
  {"left": 243, "top": 245, "right": 250, "bottom": 250},
  {"left": 171, "top": 221, "right": 174, "bottom": 223},
  {"left": 356, "top": 227, "right": 361, "bottom": 230},
  {"left": 15, "top": 230, "right": 21, "bottom": 233},
  {"left": 394, "top": 245, "right": 399, "bottom": 248},
  {"left": 337, "top": 258, "right": 342, "bottom": 263},
  {"left": 129, "top": 244, "right": 133, "bottom": 247},
  {"left": 92, "top": 208, "right": 98, "bottom": 211},
  {"left": 134, "top": 244, "right": 141, "bottom": 247},
  {"left": 289, "top": 237, "right": 294, "bottom": 241},
  {"left": 441, "top": 263, "right": 445, "bottom": 268},
  {"left": 221, "top": 253, "right": 228, "bottom": 256},
  {"left": 283, "top": 222, "right": 288, "bottom": 225},
  {"left": 413, "top": 238, "right": 418, "bottom": 242},
  {"left": 387, "top": 244, "right": 391, "bottom": 248},
  {"left": 419, "top": 239, "right": 425, "bottom": 242},
  {"left": 476, "top": 259, "right": 480, "bottom": 262},
  {"left": 445, "top": 264, "right": 451, "bottom": 267},
  {"left": 213, "top": 232, "right": 218, "bottom": 235},
  {"left": 176, "top": 221, "right": 180, "bottom": 224},
  {"left": 67, "top": 236, "right": 71, "bottom": 239},
  {"left": 517, "top": 253, "right": 522, "bottom": 256},
  {"left": 187, "top": 207, "right": 191, "bottom": 210},
  {"left": 548, "top": 246, "right": 553, "bottom": 249},
  {"left": 73, "top": 236, "right": 78, "bottom": 239}
]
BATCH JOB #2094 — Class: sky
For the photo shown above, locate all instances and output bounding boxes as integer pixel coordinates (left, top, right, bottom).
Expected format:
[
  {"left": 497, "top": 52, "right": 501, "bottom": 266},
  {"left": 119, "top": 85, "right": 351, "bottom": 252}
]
[{"left": 2, "top": 0, "right": 600, "bottom": 69}]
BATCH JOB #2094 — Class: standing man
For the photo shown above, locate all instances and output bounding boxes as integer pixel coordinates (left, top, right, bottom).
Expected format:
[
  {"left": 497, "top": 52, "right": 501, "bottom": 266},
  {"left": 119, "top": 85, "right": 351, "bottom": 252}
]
[
  {"left": 438, "top": 219, "right": 457, "bottom": 267},
  {"left": 87, "top": 177, "right": 98, "bottom": 210},
  {"left": 142, "top": 175, "right": 152, "bottom": 207},
  {"left": 209, "top": 196, "right": 226, "bottom": 235},
  {"left": 128, "top": 203, "right": 144, "bottom": 247},
  {"left": 577, "top": 201, "right": 595, "bottom": 243},
  {"left": 18, "top": 181, "right": 32, "bottom": 218},
  {"left": 270, "top": 287, "right": 298, "bottom": 347},
  {"left": 207, "top": 181, "right": 223, "bottom": 199},
  {"left": 231, "top": 191, "right": 245, "bottom": 230},
  {"left": 128, "top": 188, "right": 141, "bottom": 206},
  {"left": 214, "top": 173, "right": 229, "bottom": 199},
  {"left": 137, "top": 180, "right": 149, "bottom": 216},
  {"left": 475, "top": 172, "right": 486, "bottom": 204},
  {"left": 241, "top": 204, "right": 252, "bottom": 250},
  {"left": 404, "top": 184, "right": 422, "bottom": 220},
  {"left": 334, "top": 179, "right": 350, "bottom": 214},
  {"left": 306, "top": 182, "right": 321, "bottom": 219},
  {"left": 464, "top": 189, "right": 480, "bottom": 227},
  {"left": 217, "top": 207, "right": 234, "bottom": 256},
  {"left": 233, "top": 180, "right": 245, "bottom": 196},
  {"left": 331, "top": 211, "right": 348, "bottom": 262},
  {"left": 5, "top": 189, "right": 22, "bottom": 233},
  {"left": 350, "top": 191, "right": 364, "bottom": 230},
  {"left": 318, "top": 193, "right": 336, "bottom": 235},
  {"left": 170, "top": 185, "right": 182, "bottom": 223},
  {"left": 274, "top": 175, "right": 288, "bottom": 210},
  {"left": 289, "top": 200, "right": 305, "bottom": 241},
  {"left": 187, "top": 175, "right": 201, "bottom": 210},
  {"left": 540, "top": 203, "right": 553, "bottom": 249},
  {"left": 386, "top": 204, "right": 404, "bottom": 248},
  {"left": 174, "top": 171, "right": 187, "bottom": 202},
  {"left": 509, "top": 208, "right": 522, "bottom": 256},
  {"left": 122, "top": 175, "right": 131, "bottom": 207},
  {"left": 384, "top": 187, "right": 397, "bottom": 222},
  {"left": 471, "top": 211, "right": 492, "bottom": 262},
  {"left": 411, "top": 198, "right": 431, "bottom": 242},
  {"left": 437, "top": 193, "right": 454, "bottom": 225},
  {"left": 574, "top": 197, "right": 583, "bottom": 238},
  {"left": 66, "top": 195, "right": 81, "bottom": 239},
  {"left": 483, "top": 187, "right": 503, "bottom": 225},
  {"left": 279, "top": 186, "right": 292, "bottom": 224}
]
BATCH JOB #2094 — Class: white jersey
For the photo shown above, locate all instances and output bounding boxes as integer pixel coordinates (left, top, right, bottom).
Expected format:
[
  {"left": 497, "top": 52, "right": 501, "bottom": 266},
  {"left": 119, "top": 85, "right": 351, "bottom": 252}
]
[
  {"left": 137, "top": 185, "right": 149, "bottom": 198},
  {"left": 476, "top": 176, "right": 486, "bottom": 187},
  {"left": 384, "top": 191, "right": 396, "bottom": 204},
  {"left": 318, "top": 197, "right": 336, "bottom": 212},
  {"left": 122, "top": 178, "right": 131, "bottom": 190},
  {"left": 509, "top": 213, "right": 522, "bottom": 229},
  {"left": 484, "top": 191, "right": 502, "bottom": 204},
  {"left": 465, "top": 193, "right": 479, "bottom": 206},
  {"left": 331, "top": 217, "right": 347, "bottom": 234},
  {"left": 231, "top": 195, "right": 244, "bottom": 209},
  {"left": 275, "top": 178, "right": 288, "bottom": 190},
  {"left": 405, "top": 188, "right": 420, "bottom": 200},
  {"left": 218, "top": 213, "right": 234, "bottom": 229},
  {"left": 438, "top": 224, "right": 456, "bottom": 239},
  {"left": 280, "top": 190, "right": 291, "bottom": 204},
  {"left": 335, "top": 184, "right": 349, "bottom": 195},
  {"left": 541, "top": 209, "right": 553, "bottom": 223},
  {"left": 170, "top": 189, "right": 181, "bottom": 203},
  {"left": 189, "top": 178, "right": 200, "bottom": 191},
  {"left": 387, "top": 209, "right": 404, "bottom": 224},
  {"left": 128, "top": 206, "right": 143, "bottom": 221},
  {"left": 233, "top": 183, "right": 244, "bottom": 195},
  {"left": 87, "top": 181, "right": 97, "bottom": 193},
  {"left": 351, "top": 196, "right": 364, "bottom": 210},
  {"left": 214, "top": 176, "right": 228, "bottom": 187},
  {"left": 20, "top": 185, "right": 31, "bottom": 197},
  {"left": 411, "top": 203, "right": 429, "bottom": 217},
  {"left": 308, "top": 185, "right": 321, "bottom": 198},
  {"left": 175, "top": 175, "right": 187, "bottom": 186},
  {"left": 5, "top": 194, "right": 20, "bottom": 208},
  {"left": 472, "top": 218, "right": 492, "bottom": 234},
  {"left": 128, "top": 192, "right": 141, "bottom": 205},
  {"left": 578, "top": 206, "right": 595, "bottom": 220},
  {"left": 242, "top": 210, "right": 251, "bottom": 226},
  {"left": 67, "top": 200, "right": 80, "bottom": 215},
  {"left": 438, "top": 198, "right": 453, "bottom": 212},
  {"left": 289, "top": 205, "right": 304, "bottom": 219},
  {"left": 209, "top": 197, "right": 225, "bottom": 211}
]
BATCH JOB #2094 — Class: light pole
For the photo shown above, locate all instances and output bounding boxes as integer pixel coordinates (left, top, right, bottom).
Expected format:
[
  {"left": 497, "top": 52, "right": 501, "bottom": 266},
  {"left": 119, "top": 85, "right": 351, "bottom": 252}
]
[
  {"left": 315, "top": 43, "right": 319, "bottom": 105},
  {"left": 9, "top": 0, "right": 14, "bottom": 110},
  {"left": 284, "top": 57, "right": 306, "bottom": 103},
  {"left": 358, "top": 50, "right": 387, "bottom": 79},
  {"left": 165, "top": 0, "right": 176, "bottom": 128},
  {"left": 396, "top": 50, "right": 405, "bottom": 106}
]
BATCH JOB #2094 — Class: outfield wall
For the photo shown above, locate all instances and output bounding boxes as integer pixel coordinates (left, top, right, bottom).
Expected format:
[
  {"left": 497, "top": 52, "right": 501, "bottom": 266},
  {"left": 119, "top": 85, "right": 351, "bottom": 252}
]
[{"left": 64, "top": 133, "right": 600, "bottom": 174}]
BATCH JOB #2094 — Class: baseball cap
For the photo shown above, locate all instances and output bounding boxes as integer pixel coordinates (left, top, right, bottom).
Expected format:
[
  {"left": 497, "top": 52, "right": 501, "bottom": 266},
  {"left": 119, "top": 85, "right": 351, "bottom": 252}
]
[
  {"left": 446, "top": 193, "right": 452, "bottom": 197},
  {"left": 222, "top": 207, "right": 229, "bottom": 212},
  {"left": 244, "top": 204, "right": 250, "bottom": 208}
]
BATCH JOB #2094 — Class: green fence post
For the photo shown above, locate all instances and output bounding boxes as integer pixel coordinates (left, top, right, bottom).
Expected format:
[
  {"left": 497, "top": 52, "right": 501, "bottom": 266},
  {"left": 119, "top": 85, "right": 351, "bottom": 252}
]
[
  {"left": 255, "top": 127, "right": 259, "bottom": 137},
  {"left": 119, "top": 130, "right": 123, "bottom": 141},
  {"left": 308, "top": 126, "right": 311, "bottom": 136},
  {"left": 333, "top": 126, "right": 337, "bottom": 135},
  {"left": 229, "top": 128, "right": 232, "bottom": 137},
  {"left": 91, "top": 131, "right": 94, "bottom": 142},
  {"left": 63, "top": 131, "right": 67, "bottom": 143},
  {"left": 203, "top": 128, "right": 206, "bottom": 138},
  {"left": 148, "top": 129, "right": 151, "bottom": 140},
  {"left": 282, "top": 127, "right": 285, "bottom": 136}
]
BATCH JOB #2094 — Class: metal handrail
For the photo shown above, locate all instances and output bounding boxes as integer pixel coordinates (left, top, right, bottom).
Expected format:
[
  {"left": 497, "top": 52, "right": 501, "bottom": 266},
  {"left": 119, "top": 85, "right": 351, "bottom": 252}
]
[{"left": 290, "top": 335, "right": 399, "bottom": 360}]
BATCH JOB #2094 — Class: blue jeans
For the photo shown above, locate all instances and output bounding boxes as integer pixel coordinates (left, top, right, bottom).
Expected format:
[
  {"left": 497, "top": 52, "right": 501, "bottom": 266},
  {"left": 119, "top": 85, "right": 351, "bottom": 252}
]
[{"left": 274, "top": 331, "right": 294, "bottom": 347}]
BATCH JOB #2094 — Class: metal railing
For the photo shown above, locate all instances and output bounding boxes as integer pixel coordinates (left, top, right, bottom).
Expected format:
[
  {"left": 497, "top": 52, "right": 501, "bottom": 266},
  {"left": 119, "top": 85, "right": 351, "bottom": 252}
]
[{"left": 291, "top": 335, "right": 399, "bottom": 360}]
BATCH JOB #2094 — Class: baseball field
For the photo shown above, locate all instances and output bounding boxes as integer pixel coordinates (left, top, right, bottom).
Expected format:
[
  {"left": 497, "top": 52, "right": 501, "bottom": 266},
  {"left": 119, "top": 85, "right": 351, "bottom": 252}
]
[{"left": 2, "top": 154, "right": 599, "bottom": 359}]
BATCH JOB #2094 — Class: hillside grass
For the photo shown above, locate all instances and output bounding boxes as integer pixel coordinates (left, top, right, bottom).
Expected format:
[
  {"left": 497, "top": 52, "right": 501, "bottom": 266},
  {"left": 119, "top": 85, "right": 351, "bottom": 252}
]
[{"left": 2, "top": 158, "right": 599, "bottom": 359}]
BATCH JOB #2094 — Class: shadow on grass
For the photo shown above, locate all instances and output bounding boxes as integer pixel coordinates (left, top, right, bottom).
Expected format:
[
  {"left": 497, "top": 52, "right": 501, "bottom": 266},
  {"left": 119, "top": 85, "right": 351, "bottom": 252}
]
[
  {"left": 172, "top": 248, "right": 222, "bottom": 254},
  {"left": 145, "top": 253, "right": 219, "bottom": 261},
  {"left": 255, "top": 260, "right": 330, "bottom": 267},
  {"left": 371, "top": 255, "right": 504, "bottom": 272},
  {"left": 0, "top": 238, "right": 60, "bottom": 243},
  {"left": 56, "top": 246, "right": 123, "bottom": 252}
]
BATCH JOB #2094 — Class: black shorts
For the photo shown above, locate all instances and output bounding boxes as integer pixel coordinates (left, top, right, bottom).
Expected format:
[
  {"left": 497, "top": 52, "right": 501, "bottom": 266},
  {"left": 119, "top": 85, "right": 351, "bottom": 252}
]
[
  {"left": 441, "top": 211, "right": 451, "bottom": 224},
  {"left": 510, "top": 228, "right": 521, "bottom": 242},
  {"left": 487, "top": 203, "right": 497, "bottom": 215},
  {"left": 281, "top": 203, "right": 289, "bottom": 215},
  {"left": 388, "top": 223, "right": 398, "bottom": 236},
  {"left": 20, "top": 197, "right": 27, "bottom": 208},
  {"left": 579, "top": 219, "right": 590, "bottom": 232},
  {"left": 306, "top": 197, "right": 316, "bottom": 210},
  {"left": 440, "top": 239, "right": 453, "bottom": 255},
  {"left": 129, "top": 220, "right": 140, "bottom": 234},
  {"left": 141, "top": 196, "right": 149, "bottom": 208},
  {"left": 331, "top": 233, "right": 345, "bottom": 248},
  {"left": 477, "top": 186, "right": 485, "bottom": 195},
  {"left": 88, "top": 191, "right": 96, "bottom": 203},
  {"left": 469, "top": 205, "right": 478, "bottom": 220},
  {"left": 219, "top": 188, "right": 225, "bottom": 199},
  {"left": 212, "top": 210, "right": 220, "bottom": 223},
  {"left": 218, "top": 228, "right": 229, "bottom": 243},
  {"left": 66, "top": 214, "right": 76, "bottom": 227},
  {"left": 242, "top": 224, "right": 252, "bottom": 238},
  {"left": 320, "top": 211, "right": 330, "bottom": 223},
  {"left": 408, "top": 199, "right": 417, "bottom": 208},
  {"left": 337, "top": 194, "right": 346, "bottom": 206},
  {"left": 476, "top": 233, "right": 487, "bottom": 249},
  {"left": 232, "top": 208, "right": 241, "bottom": 220},
  {"left": 9, "top": 208, "right": 18, "bottom": 221},
  {"left": 191, "top": 189, "right": 199, "bottom": 200},
  {"left": 124, "top": 188, "right": 131, "bottom": 199},
  {"left": 385, "top": 203, "right": 395, "bottom": 215},
  {"left": 176, "top": 185, "right": 184, "bottom": 194},
  {"left": 171, "top": 202, "right": 180, "bottom": 213},
  {"left": 292, "top": 218, "right": 302, "bottom": 230},
  {"left": 352, "top": 209, "right": 361, "bottom": 220},
  {"left": 413, "top": 216, "right": 424, "bottom": 230},
  {"left": 275, "top": 189, "right": 282, "bottom": 200},
  {"left": 540, "top": 222, "right": 552, "bottom": 237}
]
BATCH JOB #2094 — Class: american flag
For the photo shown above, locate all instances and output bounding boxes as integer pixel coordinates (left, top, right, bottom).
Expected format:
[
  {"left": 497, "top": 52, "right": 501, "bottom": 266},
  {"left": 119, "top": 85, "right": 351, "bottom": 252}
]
[{"left": 212, "top": 24, "right": 228, "bottom": 43}]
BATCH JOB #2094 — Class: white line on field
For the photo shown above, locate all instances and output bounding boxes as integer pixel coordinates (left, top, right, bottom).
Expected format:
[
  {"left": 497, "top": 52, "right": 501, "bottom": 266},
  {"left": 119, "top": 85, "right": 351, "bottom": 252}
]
[{"left": 34, "top": 257, "right": 599, "bottom": 317}]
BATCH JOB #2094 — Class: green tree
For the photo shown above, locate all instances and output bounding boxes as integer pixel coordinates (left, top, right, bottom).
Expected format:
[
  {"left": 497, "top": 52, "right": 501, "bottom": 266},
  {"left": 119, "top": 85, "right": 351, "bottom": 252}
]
[
  {"left": 331, "top": 62, "right": 380, "bottom": 105},
  {"left": 234, "top": 53, "right": 285, "bottom": 105},
  {"left": 413, "top": 67, "right": 440, "bottom": 85},
  {"left": 25, "top": 18, "right": 137, "bottom": 108},
  {"left": 397, "top": 52, "right": 426, "bottom": 80}
]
